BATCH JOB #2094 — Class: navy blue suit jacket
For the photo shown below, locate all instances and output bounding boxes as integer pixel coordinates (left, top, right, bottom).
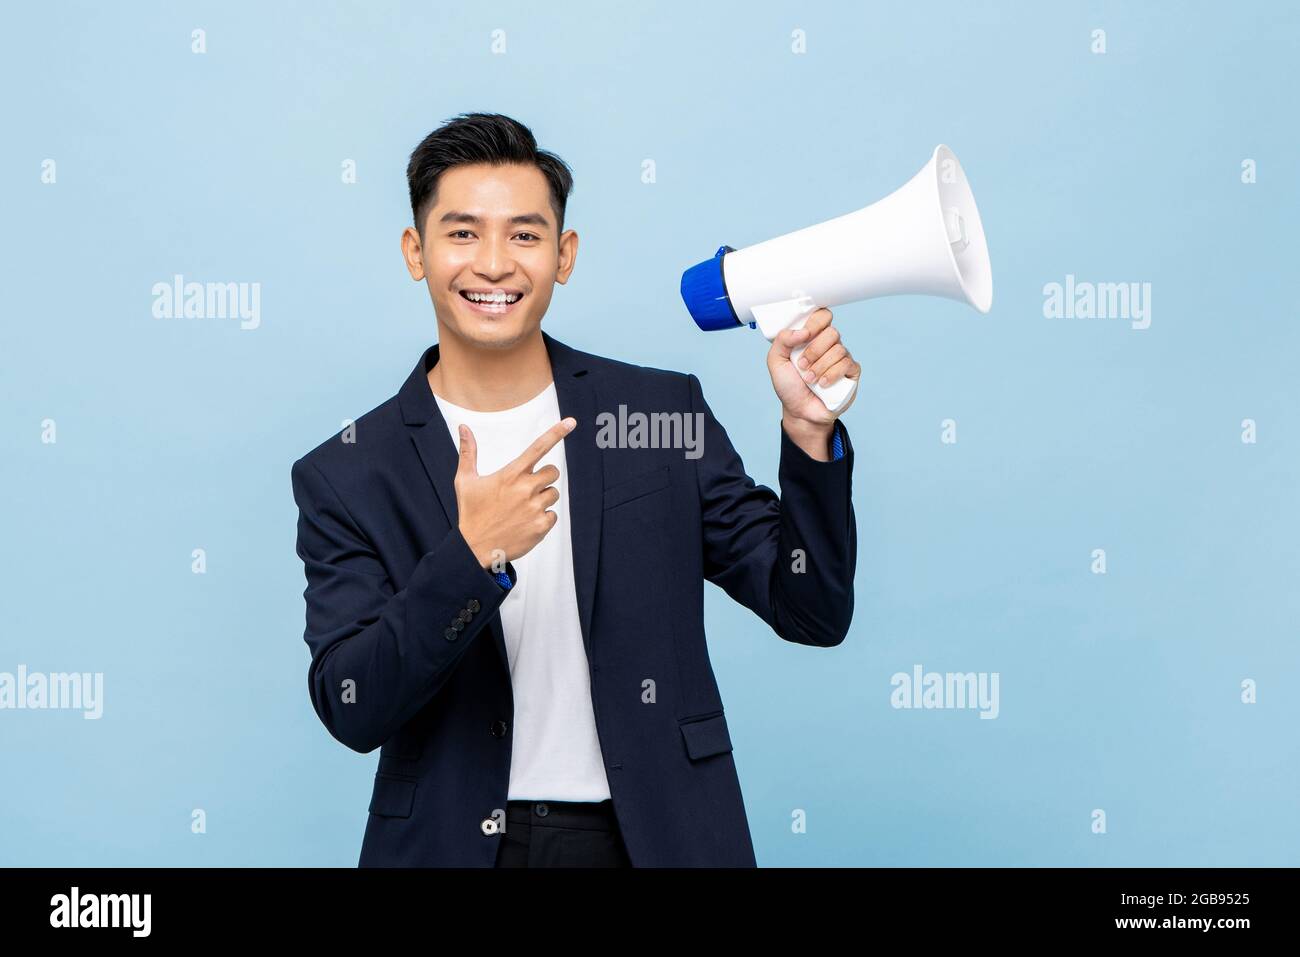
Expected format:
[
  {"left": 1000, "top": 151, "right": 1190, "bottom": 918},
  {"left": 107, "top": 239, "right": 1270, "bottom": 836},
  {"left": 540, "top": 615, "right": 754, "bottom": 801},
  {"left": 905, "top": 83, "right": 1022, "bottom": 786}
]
[{"left": 290, "top": 331, "right": 857, "bottom": 866}]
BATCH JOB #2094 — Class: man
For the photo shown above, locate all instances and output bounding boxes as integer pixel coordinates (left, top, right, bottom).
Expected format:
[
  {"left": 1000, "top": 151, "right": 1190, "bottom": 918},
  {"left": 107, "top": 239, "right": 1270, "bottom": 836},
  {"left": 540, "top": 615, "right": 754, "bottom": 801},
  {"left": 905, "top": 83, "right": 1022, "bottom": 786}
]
[{"left": 290, "top": 112, "right": 859, "bottom": 867}]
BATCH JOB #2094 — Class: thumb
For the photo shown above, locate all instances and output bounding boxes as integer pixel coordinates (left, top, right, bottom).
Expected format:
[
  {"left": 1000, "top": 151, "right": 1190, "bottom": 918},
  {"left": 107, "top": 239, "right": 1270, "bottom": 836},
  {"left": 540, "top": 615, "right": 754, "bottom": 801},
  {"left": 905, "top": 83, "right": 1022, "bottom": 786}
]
[
  {"left": 456, "top": 424, "right": 478, "bottom": 478},
  {"left": 768, "top": 325, "right": 808, "bottom": 365}
]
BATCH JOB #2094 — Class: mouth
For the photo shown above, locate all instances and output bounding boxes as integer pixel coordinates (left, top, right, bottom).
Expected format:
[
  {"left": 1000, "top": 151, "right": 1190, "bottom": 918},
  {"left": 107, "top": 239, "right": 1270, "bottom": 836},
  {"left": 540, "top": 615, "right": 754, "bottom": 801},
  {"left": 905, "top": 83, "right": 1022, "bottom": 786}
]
[{"left": 458, "top": 289, "right": 526, "bottom": 317}]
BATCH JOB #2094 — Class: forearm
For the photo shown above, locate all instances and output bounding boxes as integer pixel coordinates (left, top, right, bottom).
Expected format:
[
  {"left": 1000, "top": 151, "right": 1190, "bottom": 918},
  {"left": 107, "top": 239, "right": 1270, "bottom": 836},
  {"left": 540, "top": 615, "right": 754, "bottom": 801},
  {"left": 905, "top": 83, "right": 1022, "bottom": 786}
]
[
  {"left": 768, "top": 417, "right": 857, "bottom": 645},
  {"left": 304, "top": 525, "right": 509, "bottom": 754},
  {"left": 690, "top": 371, "right": 855, "bottom": 645}
]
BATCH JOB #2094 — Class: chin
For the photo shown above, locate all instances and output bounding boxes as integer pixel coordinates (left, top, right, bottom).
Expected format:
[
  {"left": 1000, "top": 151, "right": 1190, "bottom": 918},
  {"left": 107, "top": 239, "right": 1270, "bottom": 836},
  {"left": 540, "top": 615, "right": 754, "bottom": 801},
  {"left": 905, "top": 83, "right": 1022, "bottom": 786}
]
[{"left": 449, "top": 311, "right": 535, "bottom": 349}]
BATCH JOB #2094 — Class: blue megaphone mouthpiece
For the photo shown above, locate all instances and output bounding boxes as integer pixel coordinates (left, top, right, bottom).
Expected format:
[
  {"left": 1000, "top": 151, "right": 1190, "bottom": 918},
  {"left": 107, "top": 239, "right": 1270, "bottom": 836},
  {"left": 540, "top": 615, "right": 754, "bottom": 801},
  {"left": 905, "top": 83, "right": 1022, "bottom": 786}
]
[{"left": 680, "top": 245, "right": 746, "bottom": 331}]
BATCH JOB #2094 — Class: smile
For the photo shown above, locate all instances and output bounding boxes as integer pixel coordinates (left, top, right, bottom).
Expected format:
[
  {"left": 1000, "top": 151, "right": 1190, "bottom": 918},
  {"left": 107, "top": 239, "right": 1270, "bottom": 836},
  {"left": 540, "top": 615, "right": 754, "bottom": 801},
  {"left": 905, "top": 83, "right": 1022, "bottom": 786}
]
[{"left": 459, "top": 290, "right": 525, "bottom": 315}]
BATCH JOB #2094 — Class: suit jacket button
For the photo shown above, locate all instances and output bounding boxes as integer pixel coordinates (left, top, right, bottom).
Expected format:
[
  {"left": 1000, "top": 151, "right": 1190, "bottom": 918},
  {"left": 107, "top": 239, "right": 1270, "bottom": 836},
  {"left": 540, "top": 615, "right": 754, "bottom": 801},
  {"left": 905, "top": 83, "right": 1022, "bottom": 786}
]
[
  {"left": 443, "top": 627, "right": 458, "bottom": 641},
  {"left": 467, "top": 598, "right": 481, "bottom": 613},
  {"left": 451, "top": 619, "right": 464, "bottom": 632},
  {"left": 535, "top": 803, "right": 549, "bottom": 817},
  {"left": 490, "top": 720, "right": 508, "bottom": 738},
  {"left": 458, "top": 609, "right": 472, "bottom": 623},
  {"left": 481, "top": 818, "right": 498, "bottom": 835}
]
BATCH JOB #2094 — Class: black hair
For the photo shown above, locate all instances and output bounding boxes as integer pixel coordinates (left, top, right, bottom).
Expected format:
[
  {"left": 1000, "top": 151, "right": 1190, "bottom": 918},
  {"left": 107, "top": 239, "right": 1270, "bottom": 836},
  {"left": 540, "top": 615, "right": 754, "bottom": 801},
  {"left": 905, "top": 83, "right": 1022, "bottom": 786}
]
[{"left": 406, "top": 112, "right": 574, "bottom": 241}]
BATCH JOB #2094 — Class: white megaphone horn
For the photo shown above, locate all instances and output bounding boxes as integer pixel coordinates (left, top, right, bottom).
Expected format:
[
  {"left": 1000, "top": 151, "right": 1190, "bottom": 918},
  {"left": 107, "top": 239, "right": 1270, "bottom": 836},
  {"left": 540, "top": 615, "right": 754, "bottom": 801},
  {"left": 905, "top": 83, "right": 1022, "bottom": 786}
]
[{"left": 680, "top": 144, "right": 992, "bottom": 414}]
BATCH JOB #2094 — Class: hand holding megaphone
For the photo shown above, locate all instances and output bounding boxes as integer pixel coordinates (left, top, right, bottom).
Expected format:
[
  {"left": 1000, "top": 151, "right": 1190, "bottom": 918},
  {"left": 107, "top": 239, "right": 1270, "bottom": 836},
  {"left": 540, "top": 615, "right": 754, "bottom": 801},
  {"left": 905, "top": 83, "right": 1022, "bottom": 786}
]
[
  {"left": 757, "top": 296, "right": 860, "bottom": 415},
  {"left": 681, "top": 145, "right": 992, "bottom": 415},
  {"left": 766, "top": 306, "right": 860, "bottom": 421}
]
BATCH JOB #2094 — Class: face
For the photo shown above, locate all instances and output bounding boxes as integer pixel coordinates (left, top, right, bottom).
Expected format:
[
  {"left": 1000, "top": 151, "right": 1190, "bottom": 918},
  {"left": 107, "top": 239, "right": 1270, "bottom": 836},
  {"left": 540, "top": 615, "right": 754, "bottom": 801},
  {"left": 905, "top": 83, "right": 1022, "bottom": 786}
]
[{"left": 401, "top": 162, "right": 578, "bottom": 351}]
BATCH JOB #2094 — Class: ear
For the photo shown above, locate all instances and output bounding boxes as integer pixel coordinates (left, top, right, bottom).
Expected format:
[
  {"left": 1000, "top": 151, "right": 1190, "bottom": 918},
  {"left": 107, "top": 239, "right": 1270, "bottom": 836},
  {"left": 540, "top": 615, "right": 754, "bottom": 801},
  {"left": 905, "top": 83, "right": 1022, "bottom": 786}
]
[
  {"left": 400, "top": 225, "right": 426, "bottom": 281},
  {"left": 555, "top": 229, "right": 579, "bottom": 284}
]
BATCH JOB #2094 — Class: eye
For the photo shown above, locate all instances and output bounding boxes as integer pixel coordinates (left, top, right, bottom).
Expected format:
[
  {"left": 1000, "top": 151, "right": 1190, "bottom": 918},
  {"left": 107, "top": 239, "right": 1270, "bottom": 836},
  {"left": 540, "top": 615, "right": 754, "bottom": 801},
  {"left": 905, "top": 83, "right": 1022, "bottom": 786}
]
[
  {"left": 515, "top": 232, "right": 540, "bottom": 241},
  {"left": 449, "top": 230, "right": 474, "bottom": 240}
]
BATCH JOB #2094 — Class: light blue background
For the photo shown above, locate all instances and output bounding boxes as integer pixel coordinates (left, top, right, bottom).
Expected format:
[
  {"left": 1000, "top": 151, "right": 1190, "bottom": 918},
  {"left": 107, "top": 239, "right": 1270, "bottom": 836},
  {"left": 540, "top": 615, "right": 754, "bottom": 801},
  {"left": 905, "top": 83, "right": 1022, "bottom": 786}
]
[{"left": 2, "top": 1, "right": 1296, "bottom": 866}]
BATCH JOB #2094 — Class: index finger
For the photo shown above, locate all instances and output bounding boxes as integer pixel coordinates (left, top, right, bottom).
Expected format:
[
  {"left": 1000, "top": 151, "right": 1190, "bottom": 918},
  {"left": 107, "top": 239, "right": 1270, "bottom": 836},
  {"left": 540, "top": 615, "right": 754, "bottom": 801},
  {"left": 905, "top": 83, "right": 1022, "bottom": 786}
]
[
  {"left": 803, "top": 307, "right": 833, "bottom": 335},
  {"left": 511, "top": 417, "right": 576, "bottom": 474}
]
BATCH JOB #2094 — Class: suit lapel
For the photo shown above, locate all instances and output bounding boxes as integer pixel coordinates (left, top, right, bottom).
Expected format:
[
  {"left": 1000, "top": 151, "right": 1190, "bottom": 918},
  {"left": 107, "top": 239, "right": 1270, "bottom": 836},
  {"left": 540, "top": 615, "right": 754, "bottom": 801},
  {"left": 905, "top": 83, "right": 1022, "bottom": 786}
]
[
  {"left": 397, "top": 331, "right": 605, "bottom": 665},
  {"left": 551, "top": 338, "right": 604, "bottom": 662}
]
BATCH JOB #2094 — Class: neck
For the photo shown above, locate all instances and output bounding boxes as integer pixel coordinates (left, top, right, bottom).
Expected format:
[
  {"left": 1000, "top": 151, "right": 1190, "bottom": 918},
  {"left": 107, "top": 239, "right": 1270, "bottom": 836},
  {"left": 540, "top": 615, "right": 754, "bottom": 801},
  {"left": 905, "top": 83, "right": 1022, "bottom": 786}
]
[{"left": 426, "top": 324, "right": 553, "bottom": 411}]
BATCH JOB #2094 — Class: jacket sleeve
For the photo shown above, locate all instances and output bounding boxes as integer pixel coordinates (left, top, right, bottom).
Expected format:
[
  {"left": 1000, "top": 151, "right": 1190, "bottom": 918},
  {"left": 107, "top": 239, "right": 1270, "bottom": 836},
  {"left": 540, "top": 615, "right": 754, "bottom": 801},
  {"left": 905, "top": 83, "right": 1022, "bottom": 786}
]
[
  {"left": 290, "top": 456, "right": 516, "bottom": 754},
  {"left": 687, "top": 372, "right": 857, "bottom": 647}
]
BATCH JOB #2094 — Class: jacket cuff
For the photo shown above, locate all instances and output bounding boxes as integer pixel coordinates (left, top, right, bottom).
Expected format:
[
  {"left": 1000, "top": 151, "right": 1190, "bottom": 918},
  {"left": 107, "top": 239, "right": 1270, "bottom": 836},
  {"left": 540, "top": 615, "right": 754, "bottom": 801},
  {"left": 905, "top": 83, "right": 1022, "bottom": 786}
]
[
  {"left": 778, "top": 416, "right": 854, "bottom": 496},
  {"left": 412, "top": 526, "right": 514, "bottom": 645},
  {"left": 492, "top": 561, "right": 517, "bottom": 592},
  {"left": 780, "top": 418, "right": 854, "bottom": 467}
]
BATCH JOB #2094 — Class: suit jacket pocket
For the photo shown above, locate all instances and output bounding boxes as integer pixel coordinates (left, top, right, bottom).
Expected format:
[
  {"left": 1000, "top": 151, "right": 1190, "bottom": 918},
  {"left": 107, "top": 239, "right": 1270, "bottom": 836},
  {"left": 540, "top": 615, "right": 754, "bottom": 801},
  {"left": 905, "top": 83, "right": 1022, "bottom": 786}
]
[
  {"left": 368, "top": 772, "right": 417, "bottom": 818},
  {"left": 678, "top": 711, "right": 733, "bottom": 760},
  {"left": 603, "top": 465, "right": 670, "bottom": 511}
]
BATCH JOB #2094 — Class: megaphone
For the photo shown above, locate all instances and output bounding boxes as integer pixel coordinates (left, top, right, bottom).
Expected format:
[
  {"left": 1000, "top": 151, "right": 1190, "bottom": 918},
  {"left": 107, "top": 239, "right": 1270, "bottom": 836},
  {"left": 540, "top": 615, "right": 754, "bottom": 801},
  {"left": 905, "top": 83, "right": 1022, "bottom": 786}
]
[{"left": 680, "top": 144, "right": 992, "bottom": 414}]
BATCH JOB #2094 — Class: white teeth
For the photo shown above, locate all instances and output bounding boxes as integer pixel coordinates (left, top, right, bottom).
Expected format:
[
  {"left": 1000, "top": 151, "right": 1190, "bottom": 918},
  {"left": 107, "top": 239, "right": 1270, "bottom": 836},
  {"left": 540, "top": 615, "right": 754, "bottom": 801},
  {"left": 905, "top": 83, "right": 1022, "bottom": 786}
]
[{"left": 465, "top": 292, "right": 521, "bottom": 304}]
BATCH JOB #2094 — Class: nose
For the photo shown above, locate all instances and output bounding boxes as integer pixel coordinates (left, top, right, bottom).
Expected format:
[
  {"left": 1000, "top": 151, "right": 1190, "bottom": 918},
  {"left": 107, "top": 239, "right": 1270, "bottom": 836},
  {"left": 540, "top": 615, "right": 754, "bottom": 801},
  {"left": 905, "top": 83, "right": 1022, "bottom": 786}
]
[{"left": 473, "top": 232, "right": 515, "bottom": 281}]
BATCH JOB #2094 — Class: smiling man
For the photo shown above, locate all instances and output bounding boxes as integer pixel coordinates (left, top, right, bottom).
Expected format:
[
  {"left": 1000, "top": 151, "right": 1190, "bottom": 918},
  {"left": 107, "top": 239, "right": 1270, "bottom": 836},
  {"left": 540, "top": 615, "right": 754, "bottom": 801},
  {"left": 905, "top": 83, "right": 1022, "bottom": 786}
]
[{"left": 290, "top": 112, "right": 859, "bottom": 868}]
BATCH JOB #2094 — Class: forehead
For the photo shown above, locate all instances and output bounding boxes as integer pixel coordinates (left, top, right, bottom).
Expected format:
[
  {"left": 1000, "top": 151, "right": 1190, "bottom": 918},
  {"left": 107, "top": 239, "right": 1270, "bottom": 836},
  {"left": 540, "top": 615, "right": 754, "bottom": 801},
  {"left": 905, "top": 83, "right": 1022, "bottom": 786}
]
[{"left": 433, "top": 163, "right": 552, "bottom": 217}]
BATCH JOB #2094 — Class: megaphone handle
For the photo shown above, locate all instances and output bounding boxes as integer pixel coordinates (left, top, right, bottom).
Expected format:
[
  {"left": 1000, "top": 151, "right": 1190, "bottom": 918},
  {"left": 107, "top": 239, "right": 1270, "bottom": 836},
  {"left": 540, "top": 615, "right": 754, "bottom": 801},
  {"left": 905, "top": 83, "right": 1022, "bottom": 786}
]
[
  {"left": 750, "top": 297, "right": 859, "bottom": 416},
  {"left": 789, "top": 314, "right": 858, "bottom": 416}
]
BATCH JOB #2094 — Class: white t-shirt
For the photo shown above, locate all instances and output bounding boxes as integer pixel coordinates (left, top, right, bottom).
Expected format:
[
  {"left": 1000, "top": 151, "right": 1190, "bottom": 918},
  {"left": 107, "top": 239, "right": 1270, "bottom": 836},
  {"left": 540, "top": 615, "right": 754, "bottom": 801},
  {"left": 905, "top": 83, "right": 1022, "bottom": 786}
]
[{"left": 433, "top": 380, "right": 612, "bottom": 801}]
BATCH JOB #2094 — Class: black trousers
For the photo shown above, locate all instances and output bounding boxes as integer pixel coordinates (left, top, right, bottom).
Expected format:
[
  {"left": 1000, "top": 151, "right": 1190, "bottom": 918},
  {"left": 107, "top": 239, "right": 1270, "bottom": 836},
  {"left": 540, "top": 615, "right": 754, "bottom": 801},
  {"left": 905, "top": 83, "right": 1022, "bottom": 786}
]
[{"left": 494, "top": 799, "right": 632, "bottom": 867}]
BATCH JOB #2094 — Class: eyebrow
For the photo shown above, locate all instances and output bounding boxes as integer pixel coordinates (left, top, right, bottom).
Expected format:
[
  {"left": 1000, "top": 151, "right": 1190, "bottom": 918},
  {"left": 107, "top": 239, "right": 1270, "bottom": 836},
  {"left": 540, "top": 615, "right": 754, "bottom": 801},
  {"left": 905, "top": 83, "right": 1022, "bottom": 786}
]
[{"left": 438, "top": 210, "right": 550, "bottom": 229}]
